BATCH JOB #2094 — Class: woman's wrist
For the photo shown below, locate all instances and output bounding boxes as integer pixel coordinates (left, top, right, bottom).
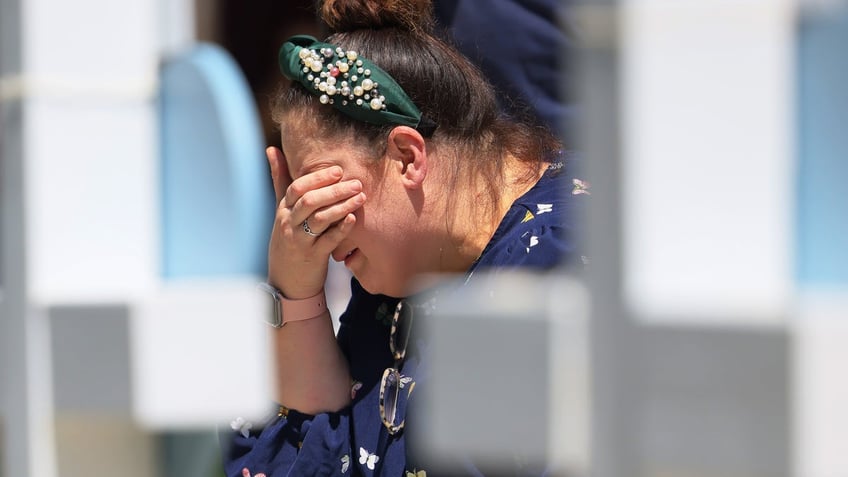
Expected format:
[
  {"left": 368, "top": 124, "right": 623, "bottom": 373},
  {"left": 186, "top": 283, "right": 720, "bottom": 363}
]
[
  {"left": 262, "top": 283, "right": 328, "bottom": 327},
  {"left": 278, "top": 288, "right": 328, "bottom": 323}
]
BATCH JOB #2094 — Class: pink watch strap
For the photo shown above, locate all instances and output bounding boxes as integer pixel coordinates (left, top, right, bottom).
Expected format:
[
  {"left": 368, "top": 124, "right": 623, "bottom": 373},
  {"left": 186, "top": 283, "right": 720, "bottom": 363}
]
[{"left": 280, "top": 290, "right": 327, "bottom": 324}]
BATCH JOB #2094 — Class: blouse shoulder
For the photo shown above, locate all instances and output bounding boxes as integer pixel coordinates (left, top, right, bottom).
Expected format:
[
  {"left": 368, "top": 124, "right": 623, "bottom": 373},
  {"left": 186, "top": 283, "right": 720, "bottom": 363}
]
[{"left": 471, "top": 152, "right": 589, "bottom": 272}]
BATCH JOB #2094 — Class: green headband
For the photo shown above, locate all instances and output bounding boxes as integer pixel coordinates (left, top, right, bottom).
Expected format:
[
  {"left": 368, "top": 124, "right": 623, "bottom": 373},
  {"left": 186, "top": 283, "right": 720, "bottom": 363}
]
[{"left": 279, "top": 35, "right": 436, "bottom": 136}]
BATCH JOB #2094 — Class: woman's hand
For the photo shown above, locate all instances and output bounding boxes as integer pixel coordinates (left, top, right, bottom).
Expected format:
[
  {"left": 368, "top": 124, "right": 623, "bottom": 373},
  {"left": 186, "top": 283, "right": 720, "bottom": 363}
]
[{"left": 265, "top": 147, "right": 365, "bottom": 299}]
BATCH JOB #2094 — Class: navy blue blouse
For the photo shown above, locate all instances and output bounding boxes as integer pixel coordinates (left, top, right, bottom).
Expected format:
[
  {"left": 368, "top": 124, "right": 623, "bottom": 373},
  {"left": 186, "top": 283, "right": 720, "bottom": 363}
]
[{"left": 223, "top": 154, "right": 588, "bottom": 477}]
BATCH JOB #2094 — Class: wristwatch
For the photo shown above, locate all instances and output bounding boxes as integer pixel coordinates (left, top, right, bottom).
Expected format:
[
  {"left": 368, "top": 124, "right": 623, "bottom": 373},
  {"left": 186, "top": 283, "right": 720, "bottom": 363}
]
[{"left": 257, "top": 283, "right": 327, "bottom": 328}]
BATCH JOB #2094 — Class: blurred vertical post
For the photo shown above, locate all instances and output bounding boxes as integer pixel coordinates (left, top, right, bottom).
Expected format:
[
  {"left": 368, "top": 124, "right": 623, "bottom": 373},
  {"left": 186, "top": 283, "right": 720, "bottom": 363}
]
[
  {"left": 1, "top": 0, "right": 160, "bottom": 474},
  {"left": 575, "top": 2, "right": 631, "bottom": 476},
  {"left": 1, "top": 0, "right": 59, "bottom": 475},
  {"left": 578, "top": 0, "right": 794, "bottom": 475}
]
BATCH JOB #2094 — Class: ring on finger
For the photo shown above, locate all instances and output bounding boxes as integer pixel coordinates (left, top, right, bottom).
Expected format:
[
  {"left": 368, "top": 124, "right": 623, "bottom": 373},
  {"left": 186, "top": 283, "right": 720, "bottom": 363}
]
[{"left": 302, "top": 219, "right": 321, "bottom": 237}]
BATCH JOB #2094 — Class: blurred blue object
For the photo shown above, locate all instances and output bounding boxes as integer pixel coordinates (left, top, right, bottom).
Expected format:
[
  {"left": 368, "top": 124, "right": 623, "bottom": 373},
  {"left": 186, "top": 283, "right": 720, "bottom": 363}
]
[
  {"left": 160, "top": 43, "right": 273, "bottom": 278},
  {"left": 797, "top": 8, "right": 848, "bottom": 286}
]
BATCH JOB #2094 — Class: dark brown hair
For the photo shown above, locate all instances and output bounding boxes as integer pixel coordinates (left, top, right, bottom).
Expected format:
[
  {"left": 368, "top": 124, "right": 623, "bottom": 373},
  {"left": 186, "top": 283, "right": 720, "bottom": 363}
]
[{"left": 272, "top": 0, "right": 560, "bottom": 213}]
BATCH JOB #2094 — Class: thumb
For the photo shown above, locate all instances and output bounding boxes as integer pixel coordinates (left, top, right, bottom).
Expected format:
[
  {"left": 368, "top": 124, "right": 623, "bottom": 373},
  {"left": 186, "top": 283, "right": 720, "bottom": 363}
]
[{"left": 266, "top": 146, "right": 292, "bottom": 205}]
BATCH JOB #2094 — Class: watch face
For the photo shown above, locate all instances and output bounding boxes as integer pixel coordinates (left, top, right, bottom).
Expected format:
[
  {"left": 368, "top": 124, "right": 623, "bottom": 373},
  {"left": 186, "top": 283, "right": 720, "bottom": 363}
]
[{"left": 258, "top": 283, "right": 284, "bottom": 328}]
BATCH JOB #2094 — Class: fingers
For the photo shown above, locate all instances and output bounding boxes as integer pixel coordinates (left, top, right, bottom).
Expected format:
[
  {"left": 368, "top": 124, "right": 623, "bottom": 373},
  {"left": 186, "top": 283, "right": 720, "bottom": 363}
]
[
  {"left": 301, "top": 191, "right": 366, "bottom": 236},
  {"left": 266, "top": 158, "right": 364, "bottom": 299},
  {"left": 290, "top": 180, "right": 363, "bottom": 230},
  {"left": 266, "top": 146, "right": 292, "bottom": 205},
  {"left": 313, "top": 213, "right": 357, "bottom": 253},
  {"left": 284, "top": 166, "right": 344, "bottom": 208}
]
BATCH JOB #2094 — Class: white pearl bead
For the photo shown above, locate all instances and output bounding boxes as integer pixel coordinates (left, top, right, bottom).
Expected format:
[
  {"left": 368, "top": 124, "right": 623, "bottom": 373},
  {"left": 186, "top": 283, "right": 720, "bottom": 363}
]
[
  {"left": 310, "top": 62, "right": 322, "bottom": 73},
  {"left": 319, "top": 94, "right": 329, "bottom": 104},
  {"left": 353, "top": 86, "right": 364, "bottom": 96},
  {"left": 327, "top": 85, "right": 337, "bottom": 96},
  {"left": 361, "top": 79, "right": 374, "bottom": 91},
  {"left": 347, "top": 51, "right": 358, "bottom": 61},
  {"left": 370, "top": 98, "right": 382, "bottom": 110},
  {"left": 298, "top": 48, "right": 310, "bottom": 60},
  {"left": 338, "top": 62, "right": 349, "bottom": 73},
  {"left": 341, "top": 86, "right": 351, "bottom": 96}
]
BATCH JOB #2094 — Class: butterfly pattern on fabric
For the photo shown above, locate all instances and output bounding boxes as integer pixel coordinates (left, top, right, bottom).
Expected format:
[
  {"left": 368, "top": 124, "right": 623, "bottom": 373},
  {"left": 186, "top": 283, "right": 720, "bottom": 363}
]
[
  {"left": 536, "top": 203, "right": 553, "bottom": 215},
  {"left": 230, "top": 417, "right": 253, "bottom": 439},
  {"left": 359, "top": 447, "right": 380, "bottom": 470},
  {"left": 375, "top": 302, "right": 392, "bottom": 326},
  {"left": 572, "top": 178, "right": 591, "bottom": 195}
]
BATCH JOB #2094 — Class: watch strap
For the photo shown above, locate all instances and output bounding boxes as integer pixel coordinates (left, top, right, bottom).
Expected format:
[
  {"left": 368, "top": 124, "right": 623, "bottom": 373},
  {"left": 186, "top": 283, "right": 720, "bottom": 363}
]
[
  {"left": 279, "top": 290, "right": 327, "bottom": 324},
  {"left": 259, "top": 283, "right": 327, "bottom": 328}
]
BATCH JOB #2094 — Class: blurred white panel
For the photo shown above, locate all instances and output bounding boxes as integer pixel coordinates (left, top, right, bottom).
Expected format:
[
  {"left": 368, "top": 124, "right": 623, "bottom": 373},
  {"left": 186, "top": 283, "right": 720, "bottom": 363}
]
[
  {"left": 620, "top": 0, "right": 795, "bottom": 322},
  {"left": 130, "top": 279, "right": 272, "bottom": 428},
  {"left": 23, "top": 0, "right": 157, "bottom": 83},
  {"left": 794, "top": 290, "right": 848, "bottom": 477},
  {"left": 158, "top": 0, "right": 196, "bottom": 55},
  {"left": 24, "top": 100, "right": 158, "bottom": 304},
  {"left": 20, "top": 0, "right": 160, "bottom": 305}
]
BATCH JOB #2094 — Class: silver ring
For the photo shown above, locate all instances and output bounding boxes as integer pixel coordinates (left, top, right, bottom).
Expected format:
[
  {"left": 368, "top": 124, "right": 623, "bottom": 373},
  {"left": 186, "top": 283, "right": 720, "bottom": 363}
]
[{"left": 301, "top": 219, "right": 320, "bottom": 237}]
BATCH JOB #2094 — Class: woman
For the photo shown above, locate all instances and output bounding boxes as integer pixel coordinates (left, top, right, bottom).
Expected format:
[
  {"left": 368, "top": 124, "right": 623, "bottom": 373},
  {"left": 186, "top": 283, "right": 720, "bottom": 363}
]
[{"left": 224, "top": 0, "right": 587, "bottom": 475}]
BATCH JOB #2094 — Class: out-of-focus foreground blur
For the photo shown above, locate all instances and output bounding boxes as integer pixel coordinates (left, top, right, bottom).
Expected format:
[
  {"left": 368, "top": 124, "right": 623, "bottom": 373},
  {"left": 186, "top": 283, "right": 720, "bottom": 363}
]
[{"left": 1, "top": 0, "right": 847, "bottom": 476}]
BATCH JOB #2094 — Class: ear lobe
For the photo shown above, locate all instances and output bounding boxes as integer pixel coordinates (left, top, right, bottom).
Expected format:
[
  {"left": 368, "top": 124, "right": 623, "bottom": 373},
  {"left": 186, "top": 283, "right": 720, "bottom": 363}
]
[{"left": 387, "top": 126, "right": 427, "bottom": 189}]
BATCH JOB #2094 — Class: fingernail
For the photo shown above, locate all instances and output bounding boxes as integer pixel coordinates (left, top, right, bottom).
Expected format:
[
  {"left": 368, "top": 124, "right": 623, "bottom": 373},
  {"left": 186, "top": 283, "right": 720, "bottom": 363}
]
[
  {"left": 350, "top": 180, "right": 362, "bottom": 192},
  {"left": 330, "top": 166, "right": 343, "bottom": 177}
]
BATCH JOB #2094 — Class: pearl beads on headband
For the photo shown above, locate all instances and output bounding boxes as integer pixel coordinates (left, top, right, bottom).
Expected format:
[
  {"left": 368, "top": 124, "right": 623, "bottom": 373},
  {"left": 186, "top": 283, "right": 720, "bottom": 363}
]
[{"left": 297, "top": 45, "right": 387, "bottom": 111}]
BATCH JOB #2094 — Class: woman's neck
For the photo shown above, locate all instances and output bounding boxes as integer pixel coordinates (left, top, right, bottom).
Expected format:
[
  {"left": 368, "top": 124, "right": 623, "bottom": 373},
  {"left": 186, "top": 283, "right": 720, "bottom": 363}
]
[{"left": 438, "top": 155, "right": 546, "bottom": 273}]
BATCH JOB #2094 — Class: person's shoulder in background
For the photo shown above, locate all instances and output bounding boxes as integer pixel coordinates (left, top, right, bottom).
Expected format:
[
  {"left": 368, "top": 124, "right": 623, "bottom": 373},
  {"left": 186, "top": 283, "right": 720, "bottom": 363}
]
[{"left": 433, "top": 0, "right": 580, "bottom": 138}]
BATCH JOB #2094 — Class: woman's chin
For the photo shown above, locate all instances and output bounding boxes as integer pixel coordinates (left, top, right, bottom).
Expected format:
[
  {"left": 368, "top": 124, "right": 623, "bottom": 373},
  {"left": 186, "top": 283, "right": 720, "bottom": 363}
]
[
  {"left": 355, "top": 274, "right": 405, "bottom": 299},
  {"left": 357, "top": 272, "right": 455, "bottom": 299}
]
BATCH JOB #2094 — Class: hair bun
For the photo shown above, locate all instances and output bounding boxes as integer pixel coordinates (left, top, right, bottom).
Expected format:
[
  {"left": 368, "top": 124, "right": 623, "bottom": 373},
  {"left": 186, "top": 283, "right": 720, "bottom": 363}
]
[{"left": 319, "top": 0, "right": 434, "bottom": 33}]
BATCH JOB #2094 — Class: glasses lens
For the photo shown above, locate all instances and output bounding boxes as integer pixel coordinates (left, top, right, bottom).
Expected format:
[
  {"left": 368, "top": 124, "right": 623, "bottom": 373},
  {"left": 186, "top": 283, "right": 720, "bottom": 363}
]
[
  {"left": 390, "top": 301, "right": 413, "bottom": 361},
  {"left": 380, "top": 368, "right": 402, "bottom": 433}
]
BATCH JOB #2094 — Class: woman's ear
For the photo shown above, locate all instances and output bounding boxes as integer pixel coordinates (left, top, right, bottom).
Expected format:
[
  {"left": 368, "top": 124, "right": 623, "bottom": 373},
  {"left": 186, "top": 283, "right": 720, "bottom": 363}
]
[{"left": 386, "top": 126, "right": 427, "bottom": 189}]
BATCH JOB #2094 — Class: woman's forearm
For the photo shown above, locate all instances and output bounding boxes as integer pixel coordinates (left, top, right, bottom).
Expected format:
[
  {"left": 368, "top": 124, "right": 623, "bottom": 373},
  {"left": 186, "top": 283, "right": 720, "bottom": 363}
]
[{"left": 272, "top": 310, "right": 352, "bottom": 414}]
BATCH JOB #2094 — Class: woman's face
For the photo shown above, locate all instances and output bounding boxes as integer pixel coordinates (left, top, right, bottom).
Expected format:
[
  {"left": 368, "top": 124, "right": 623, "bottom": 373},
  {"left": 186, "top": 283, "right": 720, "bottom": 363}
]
[{"left": 280, "top": 120, "right": 432, "bottom": 298}]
